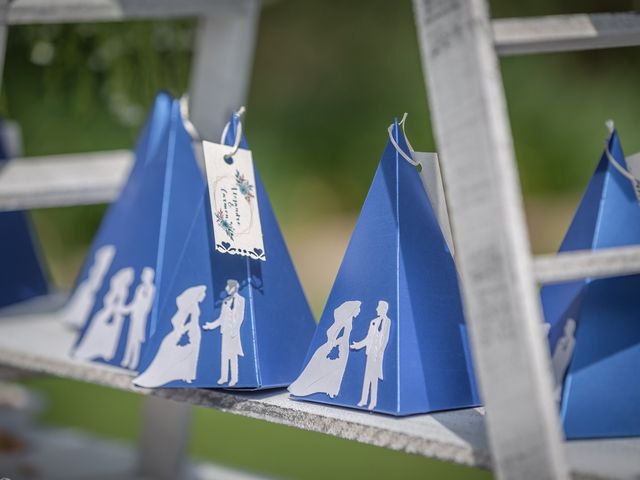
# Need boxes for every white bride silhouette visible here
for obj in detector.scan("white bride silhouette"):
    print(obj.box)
[289,300,362,398]
[62,244,116,329]
[134,285,207,387]
[74,267,134,362]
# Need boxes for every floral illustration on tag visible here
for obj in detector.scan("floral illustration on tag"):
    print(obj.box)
[215,209,235,240]
[235,170,255,202]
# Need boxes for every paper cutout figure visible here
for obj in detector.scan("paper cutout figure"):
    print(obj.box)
[74,267,134,362]
[203,279,246,386]
[134,285,207,387]
[0,119,49,309]
[551,318,576,401]
[62,245,116,328]
[134,108,315,389]
[71,92,200,372]
[290,119,479,415]
[350,300,391,410]
[541,126,640,438]
[121,267,156,369]
[289,301,362,397]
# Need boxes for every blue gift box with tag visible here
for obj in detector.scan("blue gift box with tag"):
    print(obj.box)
[541,125,640,438]
[133,107,316,389]
[0,119,49,309]
[288,119,479,415]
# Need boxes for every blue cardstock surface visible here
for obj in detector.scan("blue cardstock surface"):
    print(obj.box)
[289,120,479,416]
[541,128,640,438]
[72,92,196,371]
[133,108,316,389]
[0,119,49,308]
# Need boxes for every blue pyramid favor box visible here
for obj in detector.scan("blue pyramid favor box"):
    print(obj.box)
[133,110,316,389]
[541,126,640,439]
[289,120,479,415]
[71,92,199,372]
[0,119,49,309]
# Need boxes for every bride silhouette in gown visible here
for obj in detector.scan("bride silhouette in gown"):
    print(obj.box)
[63,244,116,329]
[289,300,361,398]
[134,285,207,387]
[74,267,134,362]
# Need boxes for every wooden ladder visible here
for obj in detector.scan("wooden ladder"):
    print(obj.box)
[413,1,640,479]
[1,1,640,479]
[0,1,261,479]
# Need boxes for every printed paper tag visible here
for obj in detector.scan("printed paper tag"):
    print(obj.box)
[203,141,266,261]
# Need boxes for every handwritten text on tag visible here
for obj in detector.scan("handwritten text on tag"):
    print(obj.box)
[203,141,265,261]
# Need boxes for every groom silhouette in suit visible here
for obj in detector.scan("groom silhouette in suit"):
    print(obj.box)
[203,279,245,386]
[350,300,391,410]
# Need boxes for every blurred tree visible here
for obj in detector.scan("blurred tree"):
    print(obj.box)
[2,0,640,251]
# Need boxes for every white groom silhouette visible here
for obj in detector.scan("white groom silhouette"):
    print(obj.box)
[350,300,391,410]
[203,279,245,386]
[121,267,156,370]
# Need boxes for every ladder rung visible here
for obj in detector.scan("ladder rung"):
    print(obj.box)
[493,12,640,56]
[534,245,640,284]
[0,150,131,211]
[6,0,246,25]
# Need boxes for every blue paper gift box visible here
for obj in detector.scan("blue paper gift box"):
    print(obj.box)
[70,92,200,371]
[0,119,49,309]
[132,107,316,389]
[541,125,640,438]
[289,119,479,415]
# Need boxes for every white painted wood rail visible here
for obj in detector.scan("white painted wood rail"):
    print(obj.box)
[493,12,640,56]
[534,246,640,284]
[0,150,132,211]
[413,1,568,478]
[5,0,247,24]
[413,1,640,479]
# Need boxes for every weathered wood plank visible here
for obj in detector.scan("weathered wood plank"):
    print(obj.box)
[534,245,640,284]
[187,0,260,141]
[0,300,639,478]
[0,306,492,471]
[6,0,247,25]
[412,1,568,479]
[0,150,132,211]
[0,0,8,93]
[493,12,640,56]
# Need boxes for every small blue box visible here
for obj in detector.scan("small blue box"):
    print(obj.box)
[541,127,640,438]
[289,120,479,415]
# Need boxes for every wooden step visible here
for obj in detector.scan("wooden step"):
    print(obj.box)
[493,12,640,56]
[0,150,132,211]
[0,294,638,479]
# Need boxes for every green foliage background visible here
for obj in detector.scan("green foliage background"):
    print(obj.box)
[4,0,640,478]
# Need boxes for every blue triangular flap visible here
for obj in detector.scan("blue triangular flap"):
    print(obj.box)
[288,120,479,416]
[71,93,200,372]
[134,111,315,389]
[0,119,49,308]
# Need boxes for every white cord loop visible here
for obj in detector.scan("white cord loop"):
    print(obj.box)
[179,94,201,142]
[604,120,640,202]
[388,113,419,167]
[220,106,246,160]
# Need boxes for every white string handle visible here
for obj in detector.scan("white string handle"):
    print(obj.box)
[179,94,200,141]
[220,106,246,160]
[388,112,419,167]
[604,120,640,202]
